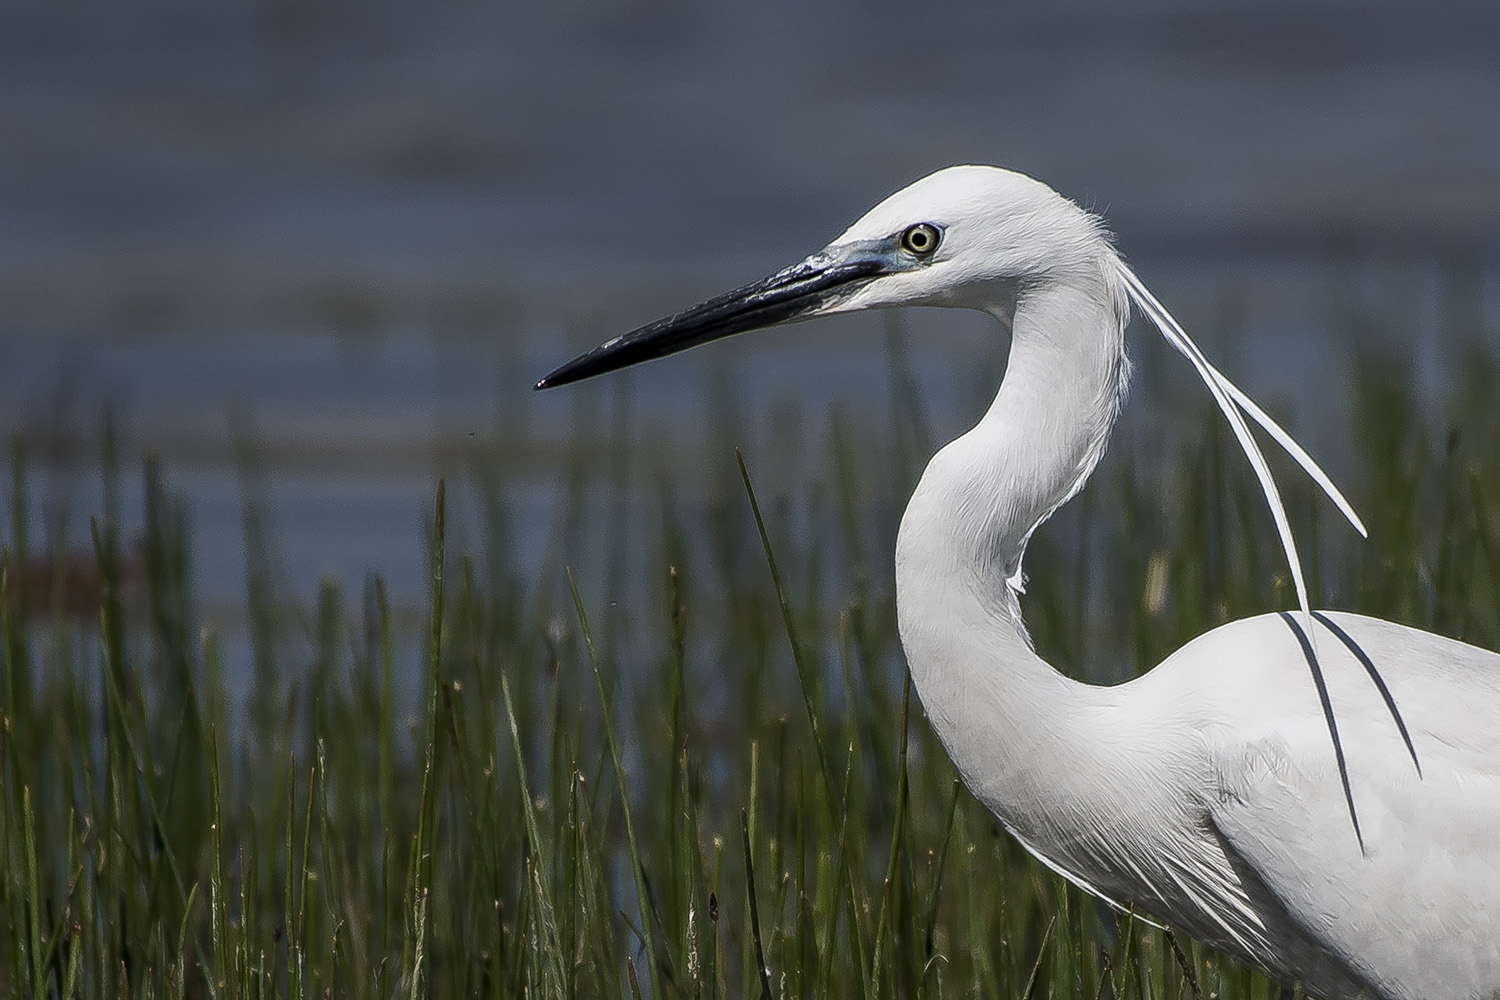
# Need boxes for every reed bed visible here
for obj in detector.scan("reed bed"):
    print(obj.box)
[2,310,1498,999]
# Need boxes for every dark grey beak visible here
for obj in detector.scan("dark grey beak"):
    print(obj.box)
[534,246,892,390]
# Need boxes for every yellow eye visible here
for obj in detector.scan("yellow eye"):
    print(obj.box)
[900,222,941,257]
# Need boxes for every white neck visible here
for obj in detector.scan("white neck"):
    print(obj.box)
[895,271,1129,841]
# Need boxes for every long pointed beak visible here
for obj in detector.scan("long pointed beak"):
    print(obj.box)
[534,244,892,390]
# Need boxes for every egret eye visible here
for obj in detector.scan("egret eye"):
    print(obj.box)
[900,223,941,258]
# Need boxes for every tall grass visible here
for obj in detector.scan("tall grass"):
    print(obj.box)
[2,310,1498,998]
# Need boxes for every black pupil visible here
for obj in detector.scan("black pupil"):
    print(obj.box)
[908,226,932,251]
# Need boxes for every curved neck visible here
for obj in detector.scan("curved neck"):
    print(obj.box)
[895,272,1128,825]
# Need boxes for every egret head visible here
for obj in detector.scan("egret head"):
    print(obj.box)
[535,165,1116,389]
[823,165,1116,316]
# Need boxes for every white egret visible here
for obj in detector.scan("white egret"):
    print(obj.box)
[536,166,1500,1000]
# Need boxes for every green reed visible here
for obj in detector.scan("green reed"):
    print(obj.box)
[2,303,1498,999]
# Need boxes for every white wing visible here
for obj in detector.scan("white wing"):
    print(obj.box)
[1197,613,1500,1000]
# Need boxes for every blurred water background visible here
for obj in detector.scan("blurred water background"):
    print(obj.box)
[3,0,1499,664]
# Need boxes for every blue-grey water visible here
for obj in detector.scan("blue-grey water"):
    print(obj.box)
[2,0,1498,651]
